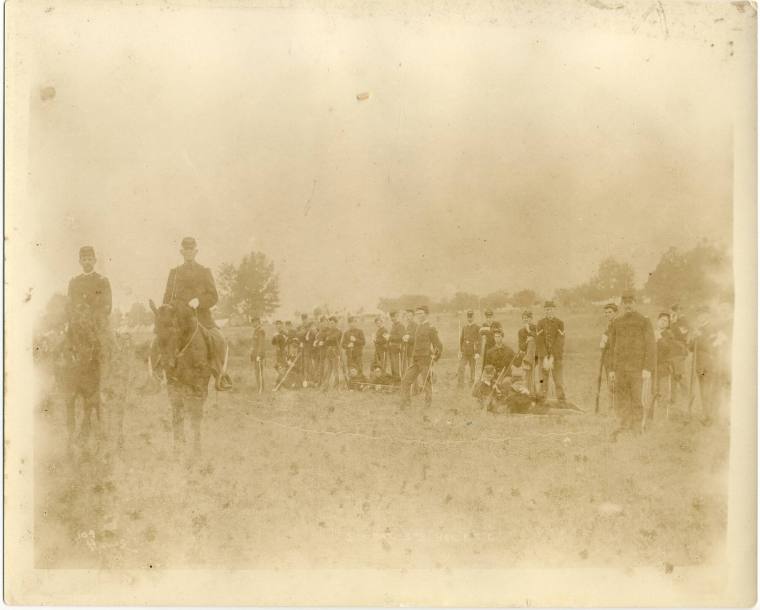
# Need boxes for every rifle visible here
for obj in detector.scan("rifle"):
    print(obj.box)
[594,348,606,414]
[258,358,264,393]
[472,333,488,391]
[273,352,300,392]
[485,365,509,410]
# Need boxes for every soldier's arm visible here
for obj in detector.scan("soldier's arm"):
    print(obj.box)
[607,320,617,373]
[162,270,175,305]
[200,268,219,309]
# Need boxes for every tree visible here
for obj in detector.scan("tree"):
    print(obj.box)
[377,294,433,313]
[481,290,511,311]
[510,289,541,308]
[585,258,635,302]
[644,240,732,306]
[217,251,280,319]
[444,291,481,313]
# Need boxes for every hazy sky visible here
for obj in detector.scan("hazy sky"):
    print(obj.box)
[22,1,743,316]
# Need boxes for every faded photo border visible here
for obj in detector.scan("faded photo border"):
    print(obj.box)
[4,0,757,605]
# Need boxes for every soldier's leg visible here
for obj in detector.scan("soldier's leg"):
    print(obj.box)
[389,350,400,381]
[615,370,632,432]
[457,356,466,388]
[400,362,420,407]
[553,358,567,400]
[421,359,433,406]
[629,370,644,432]
[168,384,186,445]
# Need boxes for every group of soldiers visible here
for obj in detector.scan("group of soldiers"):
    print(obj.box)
[56,236,728,440]
[250,306,443,407]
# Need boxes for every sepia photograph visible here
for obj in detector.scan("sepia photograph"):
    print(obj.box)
[4,0,757,605]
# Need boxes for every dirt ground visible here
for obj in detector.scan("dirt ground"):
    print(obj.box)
[34,308,730,570]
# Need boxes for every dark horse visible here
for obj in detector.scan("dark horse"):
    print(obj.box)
[149,299,212,453]
[57,306,105,442]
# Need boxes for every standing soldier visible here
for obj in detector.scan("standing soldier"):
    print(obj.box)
[303,318,319,385]
[479,309,502,352]
[313,316,329,384]
[388,311,405,381]
[598,302,618,408]
[654,311,683,413]
[517,310,537,392]
[607,293,656,439]
[669,303,690,405]
[457,310,480,388]
[271,320,288,378]
[400,306,443,409]
[485,328,516,378]
[372,316,390,372]
[162,237,232,390]
[342,316,366,374]
[689,305,721,426]
[536,300,567,401]
[65,245,112,440]
[250,316,266,392]
[320,316,344,389]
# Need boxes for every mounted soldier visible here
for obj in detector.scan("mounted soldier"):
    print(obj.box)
[162,237,232,391]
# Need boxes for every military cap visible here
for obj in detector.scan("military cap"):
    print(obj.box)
[415,305,429,314]
[181,236,197,249]
[484,309,494,316]
[79,245,95,258]
[285,320,293,326]
[466,310,474,317]
[604,302,618,312]
[621,292,635,303]
[389,310,398,317]
[328,315,338,323]
[301,313,308,320]
[544,300,556,308]
[657,312,670,321]
[522,310,533,319]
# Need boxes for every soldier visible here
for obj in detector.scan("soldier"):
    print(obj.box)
[388,311,405,381]
[372,316,389,372]
[517,310,537,392]
[485,328,516,378]
[271,320,288,374]
[284,320,296,341]
[250,316,266,392]
[472,364,503,407]
[64,246,112,439]
[689,305,722,426]
[400,305,443,409]
[302,318,319,385]
[478,308,502,355]
[607,293,655,439]
[320,316,344,389]
[654,311,684,410]
[312,316,329,383]
[536,300,567,401]
[347,367,369,391]
[669,303,690,404]
[162,237,232,390]
[457,310,480,388]
[342,316,366,374]
[402,309,417,372]
[369,364,395,388]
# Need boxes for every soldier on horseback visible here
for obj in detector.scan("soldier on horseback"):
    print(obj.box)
[64,245,112,440]
[162,237,232,391]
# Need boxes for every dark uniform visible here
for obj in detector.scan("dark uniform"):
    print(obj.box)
[388,317,405,380]
[669,311,690,403]
[68,271,113,331]
[303,323,319,384]
[250,325,266,391]
[457,318,480,387]
[655,325,685,406]
[162,258,229,388]
[536,316,566,400]
[320,326,344,388]
[485,343,516,376]
[271,327,288,371]
[342,326,366,373]
[400,317,443,407]
[608,309,656,434]
[373,324,389,372]
[479,319,503,352]
[517,318,538,392]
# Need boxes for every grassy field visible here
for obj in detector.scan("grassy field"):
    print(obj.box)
[34,307,729,570]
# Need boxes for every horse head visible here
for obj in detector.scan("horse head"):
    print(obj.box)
[149,299,196,370]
